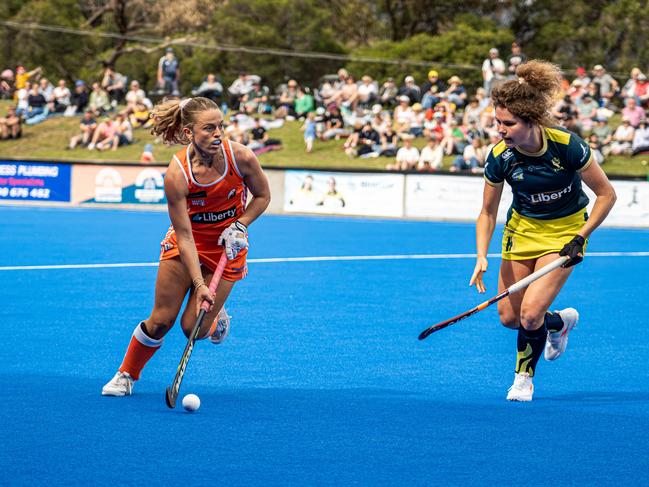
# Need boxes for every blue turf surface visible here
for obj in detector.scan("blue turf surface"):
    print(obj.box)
[1,206,648,486]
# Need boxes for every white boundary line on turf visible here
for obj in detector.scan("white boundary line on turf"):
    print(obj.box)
[0,251,648,271]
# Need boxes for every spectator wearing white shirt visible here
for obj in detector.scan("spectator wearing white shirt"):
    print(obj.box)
[632,119,649,156]
[356,75,378,109]
[608,117,635,155]
[482,48,506,96]
[52,79,71,113]
[388,134,419,171]
[418,138,443,171]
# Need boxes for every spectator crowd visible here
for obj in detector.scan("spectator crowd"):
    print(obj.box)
[1,42,649,169]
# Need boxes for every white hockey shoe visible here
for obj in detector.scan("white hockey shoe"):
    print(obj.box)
[544,308,579,361]
[506,372,534,402]
[209,307,231,345]
[101,371,134,396]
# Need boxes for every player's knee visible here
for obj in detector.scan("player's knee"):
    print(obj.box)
[519,308,544,330]
[145,318,174,339]
[498,310,519,329]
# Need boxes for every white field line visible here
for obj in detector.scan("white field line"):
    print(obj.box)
[0,251,648,271]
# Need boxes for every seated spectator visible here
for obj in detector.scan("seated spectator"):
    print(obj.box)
[68,110,97,149]
[591,64,619,108]
[622,97,645,127]
[418,137,443,171]
[354,120,381,157]
[588,134,605,165]
[378,125,399,157]
[441,119,467,155]
[507,42,527,79]
[575,93,598,132]
[393,95,414,135]
[445,76,467,108]
[25,83,50,125]
[343,120,363,156]
[608,117,635,155]
[398,75,421,103]
[227,72,253,109]
[574,66,591,88]
[356,75,378,109]
[636,73,649,108]
[379,77,398,107]
[88,82,111,116]
[66,80,88,116]
[450,137,486,173]
[52,79,71,113]
[276,79,298,119]
[423,111,445,141]
[88,117,117,151]
[241,79,271,115]
[559,113,582,138]
[0,106,22,140]
[462,97,484,127]
[103,113,133,151]
[568,79,586,103]
[247,117,281,152]
[0,69,14,99]
[129,102,151,128]
[591,117,613,151]
[409,103,425,137]
[421,70,445,109]
[224,115,247,144]
[388,134,419,170]
[101,66,128,104]
[331,75,358,113]
[621,67,642,100]
[38,78,54,111]
[322,104,346,140]
[295,87,315,118]
[632,119,649,156]
[123,80,149,114]
[194,73,223,102]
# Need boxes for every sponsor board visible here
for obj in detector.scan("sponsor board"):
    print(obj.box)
[583,179,649,227]
[284,171,404,217]
[405,174,514,221]
[0,161,71,202]
[72,165,167,205]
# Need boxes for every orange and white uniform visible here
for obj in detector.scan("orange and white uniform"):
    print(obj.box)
[160,138,248,281]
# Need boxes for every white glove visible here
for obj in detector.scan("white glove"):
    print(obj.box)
[218,221,248,260]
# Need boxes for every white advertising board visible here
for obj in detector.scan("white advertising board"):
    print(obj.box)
[284,170,404,217]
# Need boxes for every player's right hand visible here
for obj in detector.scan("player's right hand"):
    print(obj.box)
[195,283,215,315]
[469,256,488,293]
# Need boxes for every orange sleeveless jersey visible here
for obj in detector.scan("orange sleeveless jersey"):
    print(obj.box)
[160,138,248,281]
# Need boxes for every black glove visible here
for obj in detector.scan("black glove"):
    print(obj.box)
[559,235,586,268]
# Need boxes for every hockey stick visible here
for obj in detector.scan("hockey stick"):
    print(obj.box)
[165,253,228,408]
[418,255,570,340]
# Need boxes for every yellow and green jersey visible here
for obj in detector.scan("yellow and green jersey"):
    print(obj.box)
[484,126,592,220]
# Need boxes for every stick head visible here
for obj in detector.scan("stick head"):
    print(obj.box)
[165,387,177,408]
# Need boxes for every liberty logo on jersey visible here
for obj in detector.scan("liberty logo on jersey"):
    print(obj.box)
[191,206,237,223]
[530,183,572,204]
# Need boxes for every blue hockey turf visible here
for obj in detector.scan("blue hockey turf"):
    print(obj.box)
[1,206,648,486]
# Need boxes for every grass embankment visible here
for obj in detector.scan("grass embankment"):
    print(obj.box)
[1,100,647,177]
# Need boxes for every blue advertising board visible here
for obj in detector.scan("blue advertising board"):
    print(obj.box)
[0,161,71,202]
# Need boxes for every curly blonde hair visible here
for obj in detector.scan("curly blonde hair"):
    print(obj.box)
[491,60,563,127]
[150,96,220,144]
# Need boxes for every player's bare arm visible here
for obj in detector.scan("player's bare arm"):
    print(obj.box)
[470,181,503,293]
[577,159,616,239]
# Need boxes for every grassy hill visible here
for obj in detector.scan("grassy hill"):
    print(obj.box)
[1,101,648,178]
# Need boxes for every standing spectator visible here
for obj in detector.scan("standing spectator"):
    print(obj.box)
[0,106,21,139]
[88,82,111,116]
[482,48,506,95]
[632,119,649,155]
[591,65,619,107]
[391,134,419,170]
[301,112,317,153]
[157,47,180,96]
[622,97,645,127]
[421,70,445,109]
[68,110,97,149]
[194,73,223,102]
[67,80,89,116]
[101,66,128,104]
[398,75,421,103]
[52,79,71,113]
[379,77,398,107]
[507,42,527,78]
